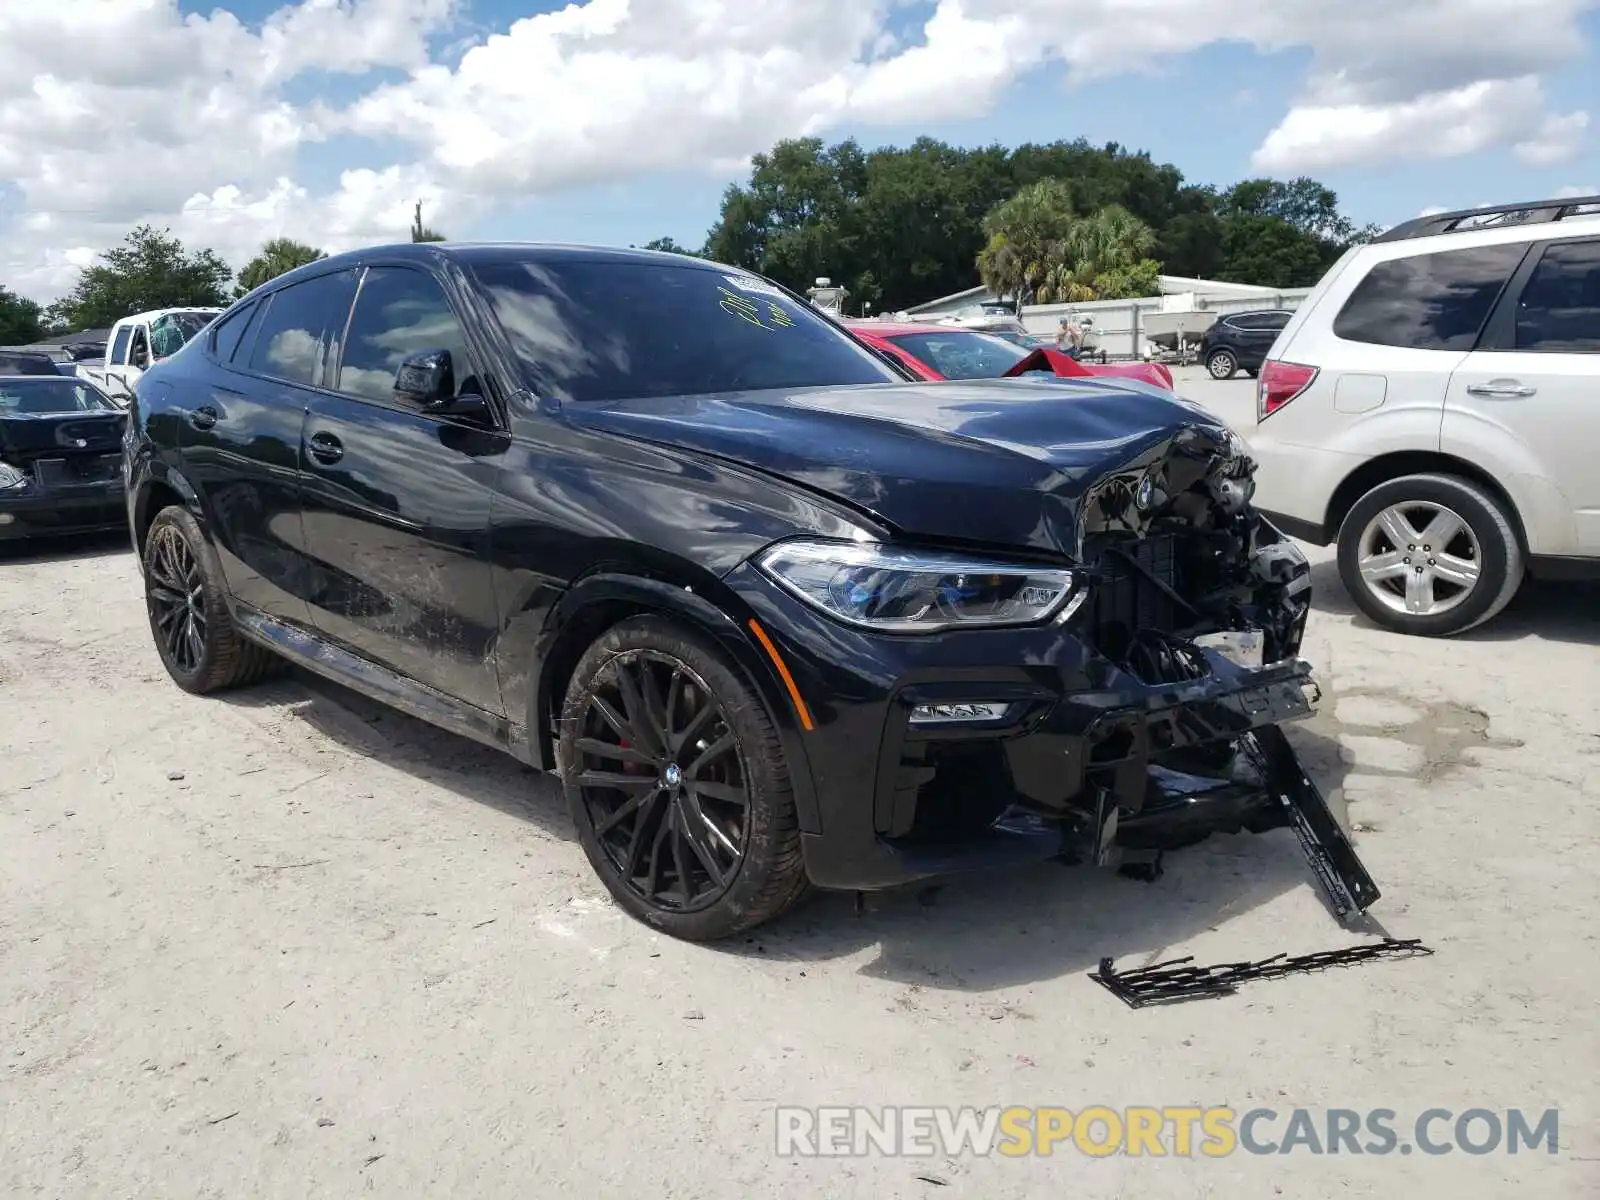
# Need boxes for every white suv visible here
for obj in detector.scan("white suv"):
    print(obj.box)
[1247,194,1600,636]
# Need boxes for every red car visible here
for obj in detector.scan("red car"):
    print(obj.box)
[843,321,1174,390]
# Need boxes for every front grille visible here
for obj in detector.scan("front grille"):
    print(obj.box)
[32,453,121,488]
[1082,534,1181,657]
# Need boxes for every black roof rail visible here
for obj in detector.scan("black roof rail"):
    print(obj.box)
[1374,194,1600,243]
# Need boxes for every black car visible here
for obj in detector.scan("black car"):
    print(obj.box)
[0,350,67,376]
[0,376,127,541]
[123,244,1356,942]
[1200,309,1294,380]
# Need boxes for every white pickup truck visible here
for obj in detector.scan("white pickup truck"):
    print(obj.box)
[77,307,223,400]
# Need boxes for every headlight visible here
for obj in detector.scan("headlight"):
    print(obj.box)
[756,539,1076,633]
[0,463,28,490]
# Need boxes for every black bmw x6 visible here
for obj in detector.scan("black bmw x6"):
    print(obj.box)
[125,243,1334,941]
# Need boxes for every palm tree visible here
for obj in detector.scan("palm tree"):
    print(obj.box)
[235,238,327,296]
[976,179,1077,306]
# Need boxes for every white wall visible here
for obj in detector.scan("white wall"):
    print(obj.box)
[1018,287,1313,359]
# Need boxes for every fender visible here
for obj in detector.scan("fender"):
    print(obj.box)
[129,456,204,559]
[527,571,824,834]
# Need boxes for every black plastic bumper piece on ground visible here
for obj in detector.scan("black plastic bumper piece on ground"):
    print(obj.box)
[1090,939,1434,1009]
[1251,723,1381,922]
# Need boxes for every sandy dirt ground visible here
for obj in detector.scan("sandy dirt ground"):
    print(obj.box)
[2,369,1596,1198]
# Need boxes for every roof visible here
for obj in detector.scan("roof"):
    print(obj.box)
[900,284,993,314]
[1375,193,1600,243]
[246,241,737,299]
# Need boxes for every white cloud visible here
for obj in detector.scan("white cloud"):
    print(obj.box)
[1514,110,1590,164]
[1,0,1596,304]
[1554,183,1599,197]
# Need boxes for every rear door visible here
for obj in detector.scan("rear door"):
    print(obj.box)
[1229,312,1289,367]
[1444,236,1600,554]
[299,263,509,713]
[181,271,359,628]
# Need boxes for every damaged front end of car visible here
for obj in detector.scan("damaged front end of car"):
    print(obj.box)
[876,423,1380,922]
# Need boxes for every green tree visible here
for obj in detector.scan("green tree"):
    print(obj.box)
[638,236,696,255]
[976,178,1079,304]
[1037,204,1158,301]
[236,237,327,296]
[1216,215,1331,289]
[410,200,446,243]
[0,286,44,345]
[48,225,232,331]
[703,134,1373,310]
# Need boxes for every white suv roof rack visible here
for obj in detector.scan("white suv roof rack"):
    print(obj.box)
[1374,194,1600,243]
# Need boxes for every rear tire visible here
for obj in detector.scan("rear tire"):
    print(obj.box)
[142,506,283,693]
[1335,473,1523,637]
[559,615,808,941]
[1206,349,1237,379]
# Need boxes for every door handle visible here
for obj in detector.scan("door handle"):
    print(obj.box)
[307,431,344,464]
[189,404,218,430]
[1465,379,1536,399]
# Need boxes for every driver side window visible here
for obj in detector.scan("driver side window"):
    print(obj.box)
[128,325,151,366]
[336,266,475,405]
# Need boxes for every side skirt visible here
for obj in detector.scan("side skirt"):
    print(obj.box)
[231,604,536,766]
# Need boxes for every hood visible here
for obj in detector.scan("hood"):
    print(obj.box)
[1002,346,1094,379]
[568,379,1251,558]
[0,410,126,462]
[1002,348,1174,391]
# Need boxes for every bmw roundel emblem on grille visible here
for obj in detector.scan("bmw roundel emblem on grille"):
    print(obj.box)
[73,438,87,448]
[1135,473,1155,510]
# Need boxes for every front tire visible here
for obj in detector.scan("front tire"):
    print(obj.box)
[1336,474,1523,637]
[142,506,282,693]
[559,615,808,941]
[1206,349,1237,379]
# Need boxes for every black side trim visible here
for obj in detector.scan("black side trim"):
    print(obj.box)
[232,604,529,762]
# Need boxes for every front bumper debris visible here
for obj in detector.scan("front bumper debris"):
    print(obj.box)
[1089,938,1435,1009]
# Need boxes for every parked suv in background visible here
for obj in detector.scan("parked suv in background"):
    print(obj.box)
[124,243,1329,941]
[1249,194,1600,637]
[1200,309,1293,380]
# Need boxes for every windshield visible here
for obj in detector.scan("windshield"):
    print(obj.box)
[0,379,116,414]
[472,259,899,402]
[149,311,216,358]
[885,330,1030,380]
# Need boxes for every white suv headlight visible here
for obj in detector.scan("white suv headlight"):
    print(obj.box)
[756,539,1076,633]
[0,463,29,490]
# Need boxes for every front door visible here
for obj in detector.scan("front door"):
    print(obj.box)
[1443,236,1600,554]
[298,264,510,713]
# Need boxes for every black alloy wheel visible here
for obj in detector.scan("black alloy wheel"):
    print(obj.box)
[560,616,808,940]
[142,506,283,693]
[575,650,748,910]
[147,521,208,675]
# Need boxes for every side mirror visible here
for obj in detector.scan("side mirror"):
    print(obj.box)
[394,348,455,406]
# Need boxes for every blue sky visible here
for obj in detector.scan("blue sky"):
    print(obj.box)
[4,1,1597,298]
[332,0,1596,248]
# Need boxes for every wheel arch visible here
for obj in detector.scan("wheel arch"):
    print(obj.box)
[1326,451,1529,555]
[132,466,202,558]
[527,567,823,834]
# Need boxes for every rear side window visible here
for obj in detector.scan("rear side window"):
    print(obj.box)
[109,325,132,365]
[247,270,358,387]
[211,301,258,363]
[472,259,896,402]
[1333,244,1528,351]
[1513,240,1600,353]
